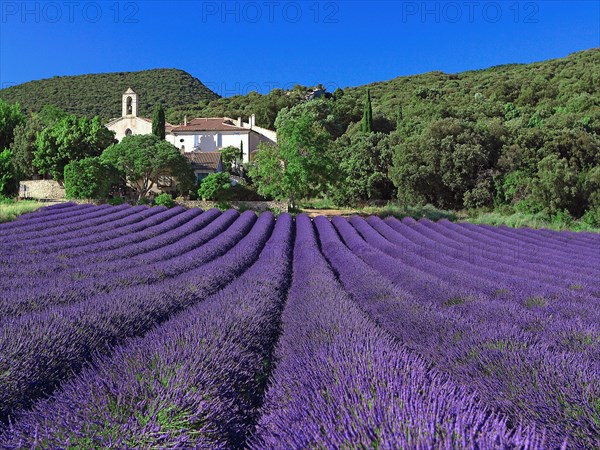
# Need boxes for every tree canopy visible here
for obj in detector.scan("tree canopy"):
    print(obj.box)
[0,99,25,151]
[0,149,18,198]
[152,104,166,140]
[64,157,117,200]
[33,115,115,180]
[249,104,333,208]
[101,134,194,200]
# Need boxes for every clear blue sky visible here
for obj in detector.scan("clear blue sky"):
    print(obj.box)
[1,1,598,96]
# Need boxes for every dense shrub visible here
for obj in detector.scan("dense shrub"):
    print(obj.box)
[153,193,175,208]
[0,149,18,199]
[64,157,117,200]
[107,197,124,206]
[198,172,232,201]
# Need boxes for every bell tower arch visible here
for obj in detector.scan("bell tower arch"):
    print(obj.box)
[122,88,139,117]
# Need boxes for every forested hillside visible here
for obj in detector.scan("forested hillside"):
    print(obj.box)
[1,48,598,226]
[166,48,599,131]
[0,69,219,120]
[178,47,599,225]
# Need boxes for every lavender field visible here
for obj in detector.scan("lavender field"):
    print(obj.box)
[0,203,598,449]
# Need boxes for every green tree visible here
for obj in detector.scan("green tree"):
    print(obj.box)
[332,87,344,100]
[390,118,502,209]
[327,130,394,205]
[249,106,332,209]
[0,149,18,198]
[197,172,232,201]
[0,99,25,150]
[101,134,194,200]
[219,145,242,169]
[152,104,166,140]
[64,157,117,199]
[10,107,68,179]
[34,115,115,180]
[530,154,580,215]
[10,116,40,179]
[361,89,373,133]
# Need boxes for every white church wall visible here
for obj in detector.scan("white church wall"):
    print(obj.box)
[107,117,152,142]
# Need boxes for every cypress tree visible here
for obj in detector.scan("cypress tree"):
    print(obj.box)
[396,105,403,130]
[152,104,166,140]
[361,89,373,133]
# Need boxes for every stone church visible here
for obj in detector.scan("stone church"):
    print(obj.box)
[106,88,277,165]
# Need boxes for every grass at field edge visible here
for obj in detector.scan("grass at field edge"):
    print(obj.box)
[0,200,50,223]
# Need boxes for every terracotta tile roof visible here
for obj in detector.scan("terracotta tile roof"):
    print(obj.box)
[171,118,248,133]
[184,151,222,172]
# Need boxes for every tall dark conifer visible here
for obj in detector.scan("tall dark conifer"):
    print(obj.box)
[396,105,403,130]
[152,104,166,140]
[361,89,373,133]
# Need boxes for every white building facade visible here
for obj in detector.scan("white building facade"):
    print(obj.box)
[106,88,277,164]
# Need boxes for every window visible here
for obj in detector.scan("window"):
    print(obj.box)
[126,97,133,115]
[125,128,132,136]
[157,176,173,188]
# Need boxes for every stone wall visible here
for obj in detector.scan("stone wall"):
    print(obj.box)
[177,200,288,213]
[19,180,66,200]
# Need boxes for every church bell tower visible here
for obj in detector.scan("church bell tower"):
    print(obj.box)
[122,88,139,117]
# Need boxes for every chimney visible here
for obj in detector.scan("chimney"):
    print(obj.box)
[184,115,187,126]
[238,116,243,127]
[250,114,256,128]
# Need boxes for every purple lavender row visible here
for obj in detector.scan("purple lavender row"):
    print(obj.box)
[0,205,166,268]
[251,214,543,449]
[442,219,600,269]
[0,203,85,230]
[415,217,600,290]
[0,205,146,251]
[419,218,600,281]
[0,209,226,299]
[477,222,600,253]
[2,203,107,233]
[0,204,164,253]
[337,216,600,352]
[0,211,275,423]
[0,203,92,231]
[362,217,600,301]
[0,208,218,296]
[0,210,246,318]
[441,219,600,266]
[352,215,590,301]
[473,219,600,252]
[0,207,204,283]
[452,220,600,268]
[499,222,600,248]
[315,216,598,448]
[0,209,231,293]
[0,213,293,449]
[0,206,182,284]
[535,226,600,244]
[0,205,144,254]
[0,204,120,240]
[345,218,600,358]
[386,217,599,290]
[349,218,600,347]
